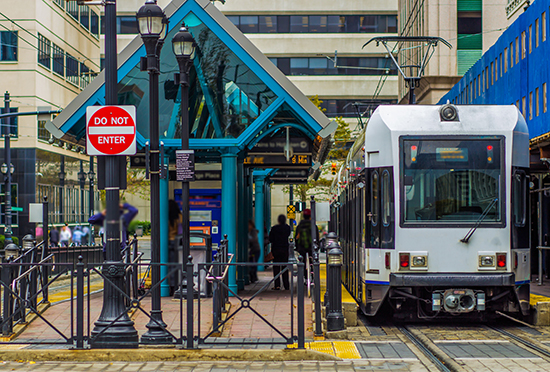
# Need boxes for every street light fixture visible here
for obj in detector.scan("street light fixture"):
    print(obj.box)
[172,24,195,301]
[137,0,172,345]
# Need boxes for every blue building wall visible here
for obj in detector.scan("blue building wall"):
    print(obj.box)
[439,0,550,140]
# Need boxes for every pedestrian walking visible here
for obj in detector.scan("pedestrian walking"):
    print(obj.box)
[50,226,59,247]
[89,203,138,259]
[72,226,84,245]
[295,209,319,276]
[269,214,291,290]
[248,220,260,284]
[60,223,72,247]
[168,200,183,295]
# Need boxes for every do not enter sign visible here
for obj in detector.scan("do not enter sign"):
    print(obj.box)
[86,105,137,156]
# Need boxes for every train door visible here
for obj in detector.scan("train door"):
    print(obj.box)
[380,168,395,249]
[366,169,380,249]
[355,177,363,301]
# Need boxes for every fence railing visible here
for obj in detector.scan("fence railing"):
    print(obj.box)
[0,237,306,349]
[36,184,100,225]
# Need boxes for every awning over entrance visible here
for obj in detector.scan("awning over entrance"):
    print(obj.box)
[47,0,335,158]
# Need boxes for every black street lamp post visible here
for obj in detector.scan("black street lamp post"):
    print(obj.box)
[172,24,195,299]
[90,0,139,348]
[88,160,95,245]
[78,161,86,224]
[137,0,172,344]
[58,156,65,223]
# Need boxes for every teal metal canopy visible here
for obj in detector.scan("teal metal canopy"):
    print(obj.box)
[47,0,335,155]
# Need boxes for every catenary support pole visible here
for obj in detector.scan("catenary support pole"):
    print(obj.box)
[221,151,238,295]
[3,92,12,244]
[91,0,138,348]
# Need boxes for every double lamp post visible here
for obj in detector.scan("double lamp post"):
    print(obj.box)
[135,0,196,344]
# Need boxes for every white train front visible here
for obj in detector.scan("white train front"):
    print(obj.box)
[331,104,530,320]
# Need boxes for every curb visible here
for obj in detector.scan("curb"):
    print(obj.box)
[0,348,341,362]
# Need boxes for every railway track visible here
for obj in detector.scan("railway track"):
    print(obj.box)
[359,313,550,371]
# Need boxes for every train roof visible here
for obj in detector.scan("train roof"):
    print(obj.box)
[370,104,528,135]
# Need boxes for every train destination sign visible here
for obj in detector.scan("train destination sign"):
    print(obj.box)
[176,150,195,182]
[243,154,311,168]
[86,105,136,156]
[248,137,311,154]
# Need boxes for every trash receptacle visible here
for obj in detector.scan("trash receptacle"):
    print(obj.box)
[177,232,212,297]
[135,225,144,237]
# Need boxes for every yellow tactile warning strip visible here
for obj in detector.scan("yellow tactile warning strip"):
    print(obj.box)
[531,293,550,306]
[319,264,355,304]
[289,341,361,359]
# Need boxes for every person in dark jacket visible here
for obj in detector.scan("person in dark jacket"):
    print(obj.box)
[89,203,138,259]
[50,226,59,247]
[269,214,291,290]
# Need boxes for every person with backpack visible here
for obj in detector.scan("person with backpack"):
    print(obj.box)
[294,209,319,263]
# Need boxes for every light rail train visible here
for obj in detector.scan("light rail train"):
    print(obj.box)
[329,104,530,320]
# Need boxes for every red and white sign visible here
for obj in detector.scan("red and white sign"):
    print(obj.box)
[86,105,137,156]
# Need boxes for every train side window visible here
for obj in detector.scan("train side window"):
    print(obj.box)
[371,171,379,226]
[513,171,526,227]
[382,170,391,226]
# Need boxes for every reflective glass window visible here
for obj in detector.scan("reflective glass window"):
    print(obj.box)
[290,16,308,32]
[240,16,259,33]
[38,34,51,68]
[227,16,239,27]
[382,170,391,226]
[259,16,277,33]
[79,5,89,30]
[371,171,379,226]
[277,16,290,33]
[52,44,64,76]
[512,171,526,227]
[0,31,17,61]
[290,58,308,75]
[118,16,138,34]
[90,11,99,36]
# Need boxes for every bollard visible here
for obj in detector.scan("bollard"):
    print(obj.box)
[312,239,323,337]
[297,257,305,349]
[326,241,345,331]
[186,255,194,349]
[323,232,338,306]
[76,256,84,349]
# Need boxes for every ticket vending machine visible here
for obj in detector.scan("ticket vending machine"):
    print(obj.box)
[174,188,222,249]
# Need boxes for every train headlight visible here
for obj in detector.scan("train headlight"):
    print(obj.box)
[479,255,495,267]
[412,256,427,267]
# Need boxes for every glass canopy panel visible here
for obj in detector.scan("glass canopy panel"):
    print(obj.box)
[115,12,278,143]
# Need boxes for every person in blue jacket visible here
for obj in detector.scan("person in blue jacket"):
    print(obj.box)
[88,203,138,258]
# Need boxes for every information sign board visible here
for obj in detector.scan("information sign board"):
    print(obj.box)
[176,150,195,181]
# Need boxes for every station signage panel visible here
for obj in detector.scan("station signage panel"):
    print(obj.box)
[86,105,136,156]
[248,137,311,154]
[243,154,311,168]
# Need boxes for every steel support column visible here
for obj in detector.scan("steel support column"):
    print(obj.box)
[237,159,246,290]
[221,151,238,295]
[254,175,265,271]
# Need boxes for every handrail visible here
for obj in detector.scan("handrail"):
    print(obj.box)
[12,240,44,263]
[125,252,144,273]
[11,254,54,290]
[205,253,235,282]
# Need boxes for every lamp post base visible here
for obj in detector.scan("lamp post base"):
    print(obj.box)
[91,321,139,349]
[326,311,345,332]
[141,310,173,344]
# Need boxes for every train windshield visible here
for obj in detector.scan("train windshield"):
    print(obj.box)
[402,137,503,225]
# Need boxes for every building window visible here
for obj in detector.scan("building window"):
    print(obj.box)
[522,96,526,118]
[516,100,519,109]
[66,53,79,85]
[317,98,395,117]
[516,37,519,64]
[536,18,540,47]
[118,16,138,34]
[0,31,17,61]
[259,16,277,33]
[52,43,64,76]
[37,120,50,141]
[485,66,489,89]
[38,34,51,69]
[529,91,533,120]
[478,74,481,96]
[90,11,99,36]
[536,87,540,117]
[0,107,17,137]
[270,56,396,76]
[544,12,547,42]
[544,83,547,113]
[500,53,503,77]
[53,0,64,8]
[79,5,89,30]
[504,48,508,73]
[228,14,396,34]
[66,1,78,20]
[521,31,526,59]
[510,42,514,68]
[529,25,533,54]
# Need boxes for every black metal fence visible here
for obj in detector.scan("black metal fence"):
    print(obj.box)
[0,237,307,349]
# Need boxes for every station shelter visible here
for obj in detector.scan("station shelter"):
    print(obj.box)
[46,0,335,295]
